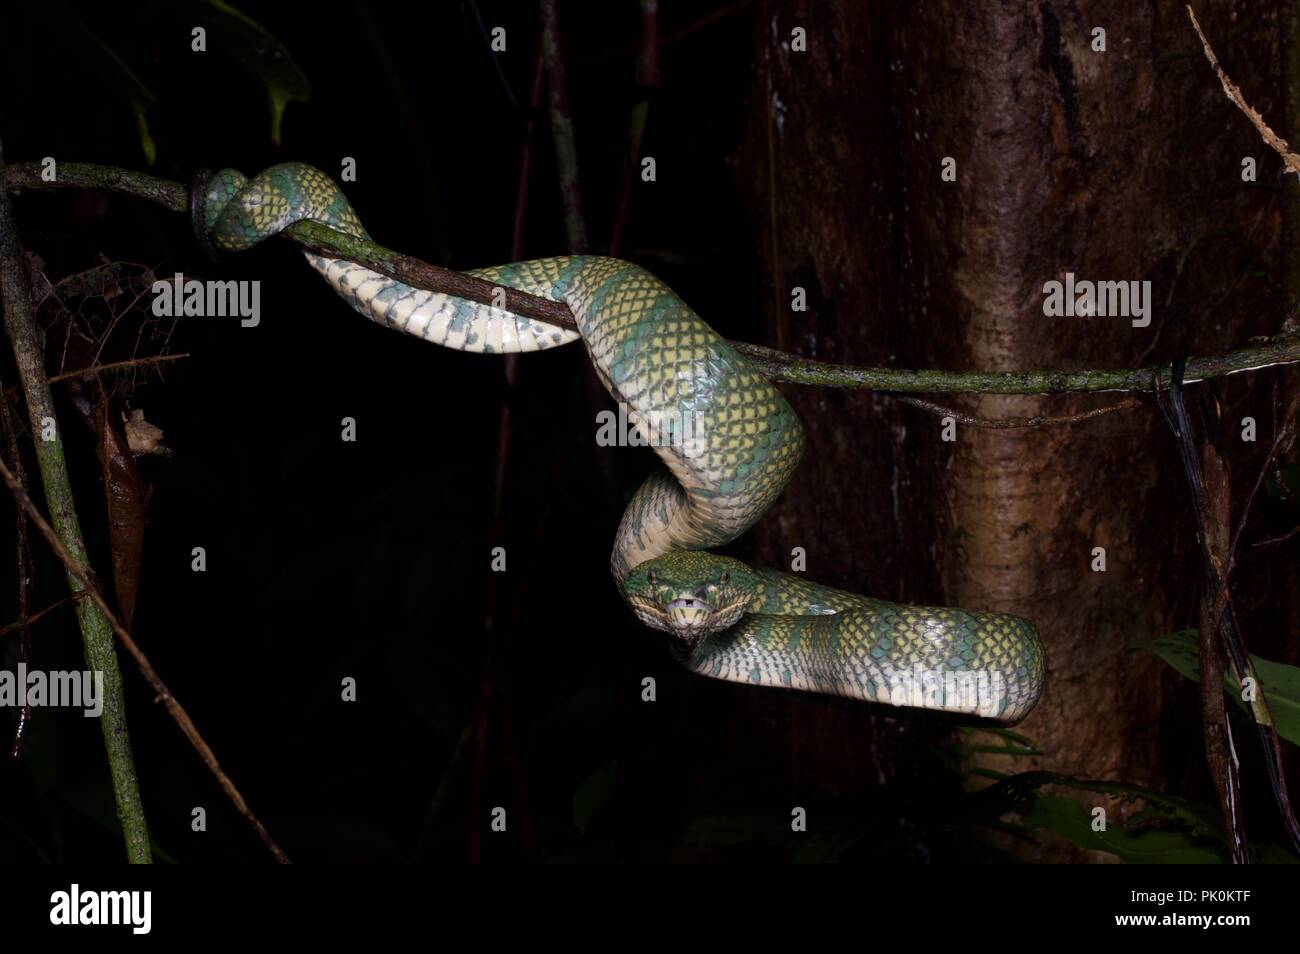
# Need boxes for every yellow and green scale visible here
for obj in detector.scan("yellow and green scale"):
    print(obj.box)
[202,161,1045,724]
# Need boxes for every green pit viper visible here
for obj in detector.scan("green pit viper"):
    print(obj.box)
[198,162,1045,724]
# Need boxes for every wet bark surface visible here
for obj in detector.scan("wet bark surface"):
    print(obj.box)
[728,0,1292,858]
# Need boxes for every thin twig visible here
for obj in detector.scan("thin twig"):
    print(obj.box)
[662,0,750,46]
[498,31,548,863]
[1,162,187,211]
[0,346,192,408]
[0,393,34,757]
[1156,362,1300,854]
[540,0,589,251]
[1156,366,1249,860]
[1253,525,1300,548]
[609,0,660,256]
[1181,18,1300,851]
[6,161,1300,395]
[730,336,1300,394]
[45,352,189,385]
[0,137,151,861]
[1187,5,1300,176]
[469,29,550,867]
[893,395,1142,428]
[0,592,87,637]
[1226,389,1300,575]
[0,454,290,863]
[588,0,750,61]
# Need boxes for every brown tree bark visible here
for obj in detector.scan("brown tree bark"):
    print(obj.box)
[732,0,1289,859]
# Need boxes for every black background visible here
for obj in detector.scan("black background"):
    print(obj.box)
[1,0,1296,866]
[0,0,810,863]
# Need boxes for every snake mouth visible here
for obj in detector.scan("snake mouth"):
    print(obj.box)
[666,597,710,612]
[664,596,714,635]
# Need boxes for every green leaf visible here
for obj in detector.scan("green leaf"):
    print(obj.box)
[188,0,311,145]
[1267,463,1299,498]
[993,770,1298,863]
[131,103,157,166]
[1140,629,1204,682]
[1138,630,1300,747]
[37,0,158,163]
[1036,773,1224,840]
[788,820,873,864]
[1021,795,1223,863]
[960,726,1042,757]
[930,726,1039,780]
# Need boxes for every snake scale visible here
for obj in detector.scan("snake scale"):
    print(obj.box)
[199,162,1045,724]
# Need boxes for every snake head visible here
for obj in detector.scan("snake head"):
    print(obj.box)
[623,552,757,650]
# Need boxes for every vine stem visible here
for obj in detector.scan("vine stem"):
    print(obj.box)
[0,154,286,863]
[0,145,150,862]
[0,452,291,863]
[4,160,1300,395]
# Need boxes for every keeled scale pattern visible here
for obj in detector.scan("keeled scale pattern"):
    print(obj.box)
[689,569,1045,722]
[201,162,1043,723]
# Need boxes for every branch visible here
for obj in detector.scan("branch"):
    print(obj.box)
[0,145,151,862]
[539,0,589,252]
[1,161,187,212]
[609,0,660,256]
[45,352,189,385]
[731,337,1300,393]
[0,452,291,863]
[1156,365,1300,854]
[895,395,1142,428]
[0,392,34,757]
[0,591,86,637]
[1187,5,1300,177]
[5,160,1300,394]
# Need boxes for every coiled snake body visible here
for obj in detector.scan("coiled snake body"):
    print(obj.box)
[201,162,1044,724]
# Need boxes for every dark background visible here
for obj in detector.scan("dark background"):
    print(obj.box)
[1,0,1298,863]
[0,0,799,864]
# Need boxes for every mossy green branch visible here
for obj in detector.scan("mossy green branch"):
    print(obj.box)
[2,161,187,212]
[730,337,1300,394]
[5,160,1300,394]
[0,154,151,862]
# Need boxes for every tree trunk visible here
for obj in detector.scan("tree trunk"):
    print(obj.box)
[735,0,1288,859]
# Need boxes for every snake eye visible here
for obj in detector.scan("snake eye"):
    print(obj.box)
[647,570,657,585]
[719,571,730,584]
